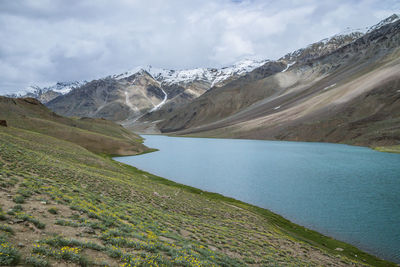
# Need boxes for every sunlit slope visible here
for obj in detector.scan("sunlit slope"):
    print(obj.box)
[0,96,148,155]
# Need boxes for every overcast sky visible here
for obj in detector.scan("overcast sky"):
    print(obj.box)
[0,0,399,94]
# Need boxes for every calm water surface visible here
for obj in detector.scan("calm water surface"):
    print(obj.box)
[115,135,400,262]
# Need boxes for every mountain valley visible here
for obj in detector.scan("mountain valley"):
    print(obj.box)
[1,5,400,266]
[11,15,400,151]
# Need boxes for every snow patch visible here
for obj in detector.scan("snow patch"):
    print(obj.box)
[113,59,269,89]
[150,87,168,112]
[281,62,296,73]
[113,66,144,80]
[323,83,337,91]
[149,59,268,86]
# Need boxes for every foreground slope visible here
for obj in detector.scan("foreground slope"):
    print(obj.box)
[157,17,400,149]
[0,96,148,155]
[0,121,395,266]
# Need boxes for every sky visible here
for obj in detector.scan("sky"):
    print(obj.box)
[0,0,399,94]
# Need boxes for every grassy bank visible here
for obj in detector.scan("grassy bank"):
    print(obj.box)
[0,125,395,266]
[374,145,400,154]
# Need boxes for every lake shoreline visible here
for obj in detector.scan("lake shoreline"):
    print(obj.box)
[114,135,398,266]
[156,132,400,154]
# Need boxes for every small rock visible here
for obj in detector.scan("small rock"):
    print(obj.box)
[13,219,24,224]
[153,191,160,197]
[209,246,217,251]
[40,201,47,205]
[17,243,25,248]
[335,247,344,251]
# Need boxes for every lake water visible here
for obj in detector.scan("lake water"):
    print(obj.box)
[115,135,400,262]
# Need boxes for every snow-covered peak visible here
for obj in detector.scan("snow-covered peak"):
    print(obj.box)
[282,29,364,63]
[44,81,88,94]
[112,66,145,80]
[282,14,400,64]
[323,14,400,40]
[114,59,268,87]
[367,14,399,33]
[11,81,87,98]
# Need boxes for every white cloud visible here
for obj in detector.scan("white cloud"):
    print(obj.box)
[0,0,399,94]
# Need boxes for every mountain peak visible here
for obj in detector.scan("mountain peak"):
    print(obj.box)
[111,59,268,87]
[367,14,400,33]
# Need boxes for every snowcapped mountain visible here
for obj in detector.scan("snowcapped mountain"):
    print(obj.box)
[16,14,400,131]
[10,81,87,104]
[367,13,399,33]
[281,31,364,64]
[113,59,269,88]
[281,14,399,66]
[16,81,87,96]
[43,59,268,127]
[153,14,400,145]
[41,81,88,94]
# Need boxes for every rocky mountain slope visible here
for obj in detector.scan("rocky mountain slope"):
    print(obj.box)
[153,15,400,149]
[131,27,370,133]
[12,60,266,126]
[46,71,166,123]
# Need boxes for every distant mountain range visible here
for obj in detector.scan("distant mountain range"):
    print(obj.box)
[8,81,87,104]
[9,14,400,148]
[11,59,268,104]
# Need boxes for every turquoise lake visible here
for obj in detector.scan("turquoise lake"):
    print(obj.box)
[114,135,400,262]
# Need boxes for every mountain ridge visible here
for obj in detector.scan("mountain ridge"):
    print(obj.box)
[12,15,399,105]
[154,17,400,150]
